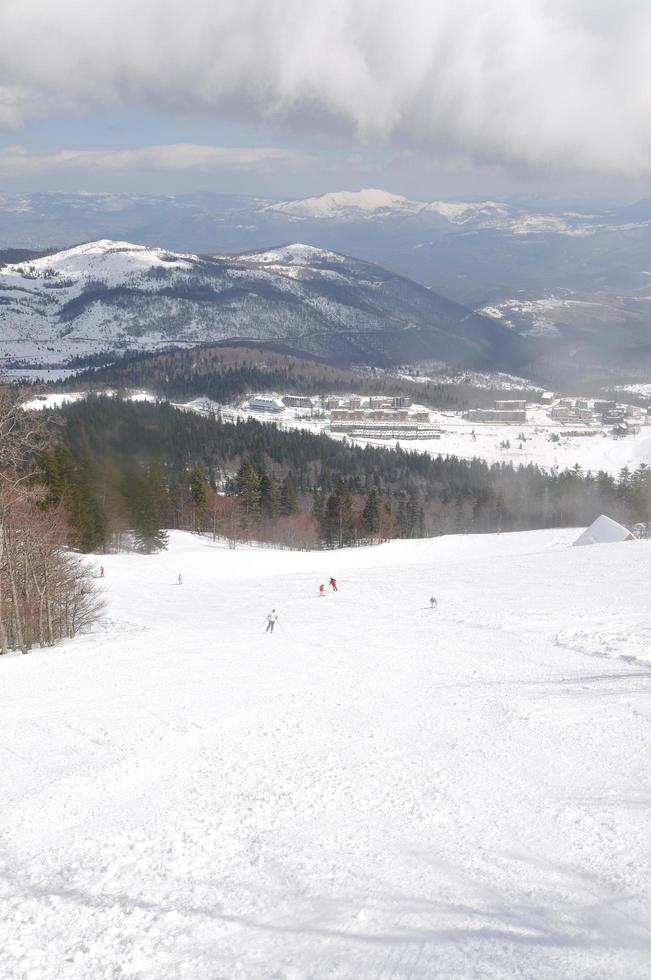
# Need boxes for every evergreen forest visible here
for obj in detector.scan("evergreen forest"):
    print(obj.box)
[33,394,651,553]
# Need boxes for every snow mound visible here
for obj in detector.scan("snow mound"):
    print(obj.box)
[573,515,636,546]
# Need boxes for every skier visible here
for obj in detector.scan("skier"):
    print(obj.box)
[429,595,437,609]
[99,565,104,578]
[319,584,325,596]
[265,609,278,633]
[178,573,183,585]
[329,577,337,592]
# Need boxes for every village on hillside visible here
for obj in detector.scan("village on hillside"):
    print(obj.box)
[237,389,651,470]
[243,390,649,437]
[24,384,651,481]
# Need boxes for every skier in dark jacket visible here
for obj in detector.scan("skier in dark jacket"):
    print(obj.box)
[329,577,337,592]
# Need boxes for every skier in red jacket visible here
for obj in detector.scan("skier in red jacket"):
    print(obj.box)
[329,577,337,592]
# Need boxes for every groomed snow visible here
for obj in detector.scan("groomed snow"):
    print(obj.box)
[2,529,650,979]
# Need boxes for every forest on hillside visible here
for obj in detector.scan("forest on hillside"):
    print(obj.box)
[59,344,536,410]
[33,395,651,554]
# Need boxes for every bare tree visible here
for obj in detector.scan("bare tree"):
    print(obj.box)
[0,383,105,653]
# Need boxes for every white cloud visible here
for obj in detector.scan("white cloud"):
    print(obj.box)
[0,1,650,176]
[0,144,307,176]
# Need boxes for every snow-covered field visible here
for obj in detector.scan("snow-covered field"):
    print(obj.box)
[278,409,651,477]
[355,414,651,476]
[21,390,159,411]
[2,529,650,979]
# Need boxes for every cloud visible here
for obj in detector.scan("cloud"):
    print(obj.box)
[0,0,650,176]
[0,144,307,176]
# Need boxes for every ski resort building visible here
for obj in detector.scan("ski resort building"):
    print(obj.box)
[247,395,285,413]
[464,398,529,424]
[281,395,316,409]
[494,399,527,411]
[550,405,594,423]
[330,407,439,440]
[465,408,527,424]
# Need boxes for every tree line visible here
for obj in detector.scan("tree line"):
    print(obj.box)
[55,343,535,411]
[30,394,651,554]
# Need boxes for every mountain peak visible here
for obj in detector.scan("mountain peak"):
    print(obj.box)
[4,239,196,282]
[238,243,346,265]
[0,238,523,373]
[264,188,423,220]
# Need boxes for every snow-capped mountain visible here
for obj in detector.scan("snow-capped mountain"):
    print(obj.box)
[263,188,596,235]
[263,188,425,220]
[0,239,526,371]
[4,192,651,382]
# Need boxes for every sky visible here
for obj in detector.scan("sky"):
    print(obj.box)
[1,0,650,201]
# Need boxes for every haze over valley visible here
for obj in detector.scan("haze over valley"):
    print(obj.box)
[3,188,651,385]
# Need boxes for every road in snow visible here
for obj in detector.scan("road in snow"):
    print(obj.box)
[2,529,650,979]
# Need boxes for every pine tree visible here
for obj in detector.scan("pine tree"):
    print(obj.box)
[259,468,279,519]
[325,477,354,547]
[279,473,299,517]
[189,464,208,531]
[36,446,108,552]
[362,487,381,537]
[236,459,261,516]
[312,489,325,528]
[323,491,341,547]
[122,468,169,553]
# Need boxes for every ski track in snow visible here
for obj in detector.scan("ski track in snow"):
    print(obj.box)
[1,529,650,979]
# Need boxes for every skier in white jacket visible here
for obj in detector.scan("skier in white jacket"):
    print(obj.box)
[265,609,278,633]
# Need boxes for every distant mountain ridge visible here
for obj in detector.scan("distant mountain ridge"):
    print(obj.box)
[3,190,651,382]
[265,188,533,228]
[0,239,528,372]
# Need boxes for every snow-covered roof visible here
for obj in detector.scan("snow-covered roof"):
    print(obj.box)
[573,515,636,546]
[248,395,285,410]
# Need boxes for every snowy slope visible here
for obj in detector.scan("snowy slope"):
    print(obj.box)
[0,239,525,371]
[2,529,650,979]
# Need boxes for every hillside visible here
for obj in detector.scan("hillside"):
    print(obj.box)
[2,529,650,978]
[62,343,536,411]
[0,239,527,372]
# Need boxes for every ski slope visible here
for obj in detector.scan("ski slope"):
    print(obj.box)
[2,529,651,979]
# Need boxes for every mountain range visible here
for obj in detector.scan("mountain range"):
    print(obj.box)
[2,188,651,383]
[0,239,526,373]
